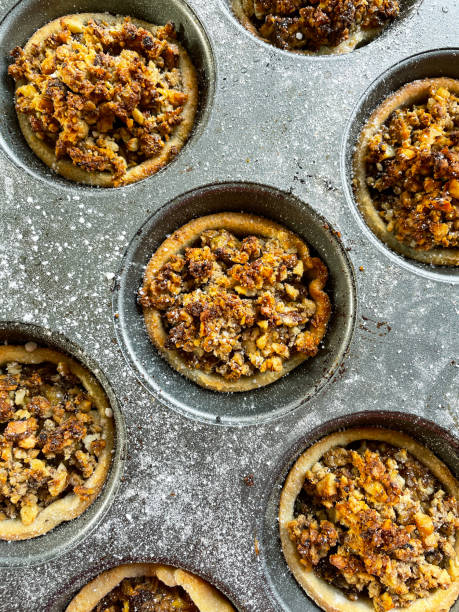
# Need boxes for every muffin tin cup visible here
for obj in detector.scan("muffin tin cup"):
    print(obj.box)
[113,181,357,426]
[0,0,215,193]
[341,47,459,284]
[220,0,423,58]
[45,554,247,612]
[259,410,459,611]
[0,320,126,568]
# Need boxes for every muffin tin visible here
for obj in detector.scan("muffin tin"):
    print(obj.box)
[0,0,458,609]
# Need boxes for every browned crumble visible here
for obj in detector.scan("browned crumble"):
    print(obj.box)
[139,229,329,381]
[95,576,198,612]
[288,441,459,611]
[363,86,459,251]
[238,0,399,51]
[8,17,189,184]
[0,361,106,525]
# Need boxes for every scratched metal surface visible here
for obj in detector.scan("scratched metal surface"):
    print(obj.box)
[0,0,458,610]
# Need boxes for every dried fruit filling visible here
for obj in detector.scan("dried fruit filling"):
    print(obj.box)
[364,86,459,251]
[138,229,328,381]
[287,441,459,610]
[240,0,399,51]
[0,361,106,525]
[95,576,198,612]
[8,17,189,183]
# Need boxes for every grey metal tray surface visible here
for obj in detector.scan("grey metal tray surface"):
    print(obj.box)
[0,0,458,609]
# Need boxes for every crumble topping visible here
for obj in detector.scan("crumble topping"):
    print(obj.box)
[238,0,399,51]
[95,576,198,612]
[288,441,459,611]
[0,360,108,525]
[139,228,329,381]
[363,86,459,251]
[8,17,190,184]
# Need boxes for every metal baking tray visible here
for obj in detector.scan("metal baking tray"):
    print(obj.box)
[0,0,457,609]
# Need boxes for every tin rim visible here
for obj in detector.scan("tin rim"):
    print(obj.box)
[45,555,248,612]
[218,0,423,60]
[0,0,216,193]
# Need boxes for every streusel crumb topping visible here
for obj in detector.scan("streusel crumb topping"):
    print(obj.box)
[139,228,328,381]
[363,86,459,251]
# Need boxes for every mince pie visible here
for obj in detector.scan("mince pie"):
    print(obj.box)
[65,563,235,611]
[232,0,399,54]
[8,13,198,187]
[0,345,114,539]
[353,78,459,266]
[138,212,331,392]
[279,428,459,611]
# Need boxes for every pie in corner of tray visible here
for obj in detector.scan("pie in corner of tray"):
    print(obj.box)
[137,212,332,392]
[231,0,400,54]
[8,12,198,187]
[353,77,459,267]
[0,343,114,540]
[65,562,236,612]
[279,427,459,612]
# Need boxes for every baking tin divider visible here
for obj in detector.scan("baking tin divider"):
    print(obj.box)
[0,320,127,568]
[45,554,248,612]
[0,0,216,193]
[258,410,459,611]
[113,181,357,426]
[341,47,459,284]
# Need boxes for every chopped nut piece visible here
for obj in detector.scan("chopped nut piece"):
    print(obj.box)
[20,502,38,526]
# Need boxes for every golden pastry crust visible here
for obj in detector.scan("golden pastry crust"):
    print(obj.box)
[279,428,459,612]
[8,13,198,187]
[65,563,235,612]
[231,0,399,54]
[139,212,331,392]
[353,78,459,266]
[0,345,114,540]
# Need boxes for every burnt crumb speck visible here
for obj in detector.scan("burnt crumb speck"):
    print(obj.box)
[359,315,392,337]
[243,474,255,487]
